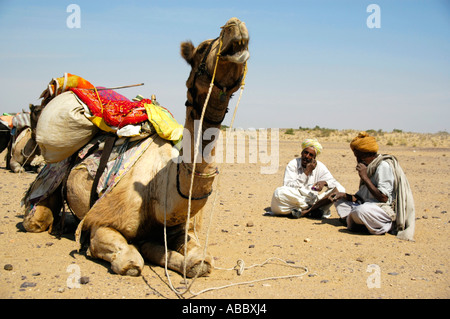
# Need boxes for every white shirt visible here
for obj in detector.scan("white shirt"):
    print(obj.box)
[283,158,345,192]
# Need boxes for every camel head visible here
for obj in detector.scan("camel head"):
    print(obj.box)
[181,17,249,127]
[29,103,43,140]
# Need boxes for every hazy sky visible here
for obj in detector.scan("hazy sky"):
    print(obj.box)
[0,0,449,133]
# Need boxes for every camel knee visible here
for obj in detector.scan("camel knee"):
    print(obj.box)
[23,206,54,233]
[89,227,144,276]
[22,193,62,233]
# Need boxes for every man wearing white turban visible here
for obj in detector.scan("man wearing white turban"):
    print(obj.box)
[270,138,345,219]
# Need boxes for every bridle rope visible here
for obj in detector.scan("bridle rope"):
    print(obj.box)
[157,23,307,298]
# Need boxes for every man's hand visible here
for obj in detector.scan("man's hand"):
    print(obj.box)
[329,192,347,202]
[312,181,327,192]
[356,162,388,203]
[356,163,369,181]
[304,159,317,176]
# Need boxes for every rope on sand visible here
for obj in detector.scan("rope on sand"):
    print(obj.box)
[188,258,309,297]
[158,35,308,298]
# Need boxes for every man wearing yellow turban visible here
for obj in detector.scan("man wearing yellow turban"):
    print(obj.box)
[350,131,379,154]
[270,138,345,219]
[301,138,323,156]
[330,132,415,240]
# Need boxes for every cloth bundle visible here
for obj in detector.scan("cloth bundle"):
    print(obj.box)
[39,72,95,103]
[12,112,31,132]
[36,73,184,163]
[71,87,183,142]
[71,88,150,129]
[36,91,99,163]
[0,115,14,129]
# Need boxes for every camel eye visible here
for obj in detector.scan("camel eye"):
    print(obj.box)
[196,43,208,55]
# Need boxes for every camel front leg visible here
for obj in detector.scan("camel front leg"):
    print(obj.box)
[89,226,144,276]
[9,158,25,173]
[23,190,62,233]
[140,233,213,278]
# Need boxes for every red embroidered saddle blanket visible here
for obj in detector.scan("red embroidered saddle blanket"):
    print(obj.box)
[71,88,150,128]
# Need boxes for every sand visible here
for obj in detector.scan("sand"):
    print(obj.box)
[0,130,449,300]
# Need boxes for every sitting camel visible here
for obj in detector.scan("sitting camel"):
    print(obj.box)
[8,105,44,173]
[22,17,250,277]
[0,121,11,157]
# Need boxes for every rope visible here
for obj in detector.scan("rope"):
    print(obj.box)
[154,33,308,299]
[11,127,39,175]
[183,63,308,297]
[189,258,308,297]
[17,142,39,175]
[182,36,224,280]
[156,37,225,299]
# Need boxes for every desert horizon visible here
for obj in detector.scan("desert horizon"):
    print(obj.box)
[1,129,448,299]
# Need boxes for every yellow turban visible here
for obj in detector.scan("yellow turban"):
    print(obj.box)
[350,131,379,153]
[302,138,323,156]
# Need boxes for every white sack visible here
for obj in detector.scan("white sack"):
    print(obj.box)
[36,91,98,163]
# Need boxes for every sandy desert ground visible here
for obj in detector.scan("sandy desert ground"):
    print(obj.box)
[0,129,448,302]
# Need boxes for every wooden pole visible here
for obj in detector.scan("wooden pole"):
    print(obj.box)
[88,83,144,91]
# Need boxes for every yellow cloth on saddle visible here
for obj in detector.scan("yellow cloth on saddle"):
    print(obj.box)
[87,101,184,142]
[87,115,117,134]
[144,103,183,142]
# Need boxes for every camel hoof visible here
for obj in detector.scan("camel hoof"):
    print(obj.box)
[113,262,143,277]
[111,252,144,277]
[123,266,141,277]
[186,260,212,278]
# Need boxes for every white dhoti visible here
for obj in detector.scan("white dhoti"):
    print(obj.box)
[270,185,335,218]
[336,201,393,235]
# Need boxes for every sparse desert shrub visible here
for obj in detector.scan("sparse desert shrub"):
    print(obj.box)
[285,128,295,135]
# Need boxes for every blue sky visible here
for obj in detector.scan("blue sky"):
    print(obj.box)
[0,0,449,133]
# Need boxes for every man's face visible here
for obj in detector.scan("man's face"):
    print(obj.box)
[301,147,316,168]
[353,149,374,165]
[353,149,364,164]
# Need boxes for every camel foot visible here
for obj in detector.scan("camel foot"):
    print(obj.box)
[110,248,144,277]
[89,226,144,277]
[140,241,213,278]
[10,163,25,173]
[185,259,213,278]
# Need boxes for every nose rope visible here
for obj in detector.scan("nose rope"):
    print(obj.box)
[183,34,222,265]
[164,22,251,298]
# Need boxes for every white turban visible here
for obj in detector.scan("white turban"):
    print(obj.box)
[302,138,323,156]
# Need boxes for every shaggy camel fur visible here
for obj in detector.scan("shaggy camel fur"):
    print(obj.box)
[23,17,250,277]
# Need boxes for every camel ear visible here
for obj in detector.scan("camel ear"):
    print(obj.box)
[181,41,195,65]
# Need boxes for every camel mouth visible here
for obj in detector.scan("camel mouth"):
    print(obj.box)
[220,38,250,64]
